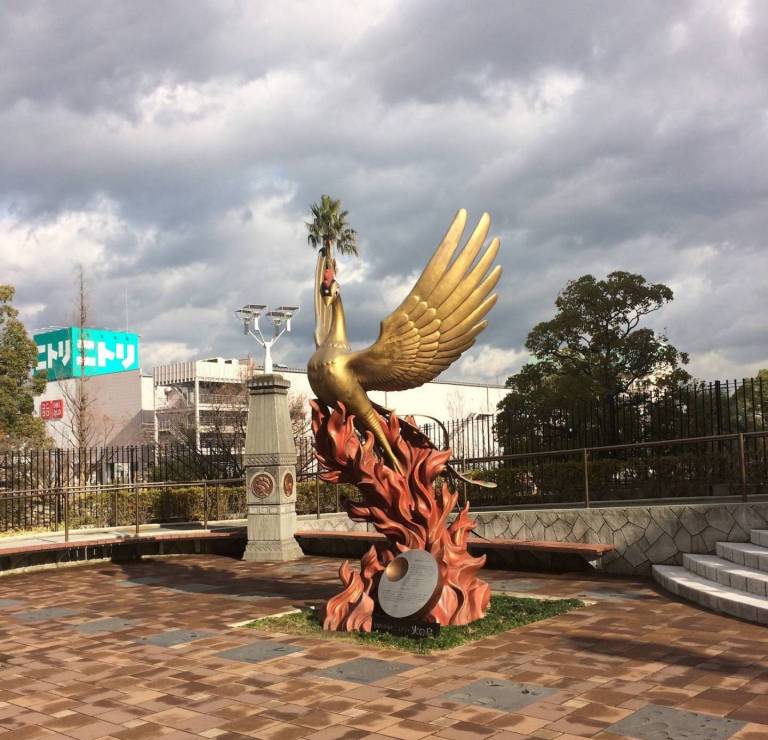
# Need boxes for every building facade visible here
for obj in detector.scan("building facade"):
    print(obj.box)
[33,327,154,449]
[153,357,507,451]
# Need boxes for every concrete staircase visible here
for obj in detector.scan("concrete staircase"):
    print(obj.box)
[653,529,768,625]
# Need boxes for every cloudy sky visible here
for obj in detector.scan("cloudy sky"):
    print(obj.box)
[2,0,767,385]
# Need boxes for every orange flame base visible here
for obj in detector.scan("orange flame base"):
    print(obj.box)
[311,401,490,632]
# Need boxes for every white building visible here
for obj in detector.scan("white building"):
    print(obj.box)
[33,329,508,453]
[33,326,155,449]
[153,357,507,449]
[34,371,155,448]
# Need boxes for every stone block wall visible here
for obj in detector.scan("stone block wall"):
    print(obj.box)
[296,512,369,533]
[471,503,768,575]
[295,503,768,576]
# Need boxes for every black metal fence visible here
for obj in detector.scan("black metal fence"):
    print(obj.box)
[2,376,767,533]
[422,376,768,460]
[0,432,768,535]
[0,439,319,493]
[0,478,247,537]
[2,430,766,535]
[455,430,768,510]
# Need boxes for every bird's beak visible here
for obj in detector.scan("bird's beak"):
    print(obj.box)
[322,295,334,307]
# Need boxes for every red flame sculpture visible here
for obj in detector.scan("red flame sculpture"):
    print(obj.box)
[312,400,490,631]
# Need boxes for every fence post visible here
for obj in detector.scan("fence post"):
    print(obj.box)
[134,483,140,536]
[63,488,69,543]
[738,432,747,502]
[316,473,321,519]
[335,484,340,513]
[113,487,118,527]
[203,481,208,530]
[582,448,590,508]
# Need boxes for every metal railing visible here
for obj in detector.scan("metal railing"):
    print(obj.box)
[452,429,768,510]
[2,430,767,535]
[0,478,246,540]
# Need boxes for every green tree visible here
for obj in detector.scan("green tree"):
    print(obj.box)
[729,369,768,433]
[0,285,49,451]
[497,272,690,448]
[306,194,359,261]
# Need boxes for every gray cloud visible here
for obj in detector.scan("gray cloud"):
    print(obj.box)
[2,0,767,384]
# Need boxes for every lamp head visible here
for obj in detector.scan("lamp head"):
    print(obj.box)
[275,305,299,331]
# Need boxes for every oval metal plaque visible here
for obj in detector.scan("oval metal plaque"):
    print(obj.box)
[283,472,294,497]
[378,549,440,619]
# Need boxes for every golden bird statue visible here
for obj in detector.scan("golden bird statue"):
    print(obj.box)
[307,208,501,473]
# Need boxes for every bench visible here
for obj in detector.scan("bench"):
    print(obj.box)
[0,529,246,574]
[293,530,615,571]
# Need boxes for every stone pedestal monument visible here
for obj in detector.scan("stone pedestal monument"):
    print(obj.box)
[242,373,303,562]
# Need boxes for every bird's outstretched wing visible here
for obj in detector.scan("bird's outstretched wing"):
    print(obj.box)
[347,209,501,392]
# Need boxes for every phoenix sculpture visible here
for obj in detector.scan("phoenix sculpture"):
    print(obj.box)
[308,209,502,632]
[308,208,501,468]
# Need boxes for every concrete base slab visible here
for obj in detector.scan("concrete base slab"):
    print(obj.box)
[15,607,79,622]
[443,679,557,713]
[216,640,303,663]
[312,657,413,684]
[140,629,217,647]
[75,617,137,634]
[607,703,744,740]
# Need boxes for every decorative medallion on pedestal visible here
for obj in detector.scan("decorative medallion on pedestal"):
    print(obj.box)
[282,472,294,498]
[307,209,501,631]
[250,472,275,499]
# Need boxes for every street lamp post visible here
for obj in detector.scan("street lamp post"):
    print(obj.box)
[234,304,299,374]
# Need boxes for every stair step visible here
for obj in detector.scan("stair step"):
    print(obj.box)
[683,554,768,597]
[751,529,768,547]
[716,541,768,572]
[653,565,768,624]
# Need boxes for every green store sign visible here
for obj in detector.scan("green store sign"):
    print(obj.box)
[35,327,140,381]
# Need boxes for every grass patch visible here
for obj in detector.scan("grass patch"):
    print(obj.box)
[245,594,583,654]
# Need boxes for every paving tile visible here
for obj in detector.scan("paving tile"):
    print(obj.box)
[229,591,287,600]
[14,607,80,622]
[442,679,556,713]
[2,557,768,740]
[578,588,653,600]
[376,720,437,740]
[345,712,401,732]
[138,628,218,646]
[122,576,165,586]
[484,580,540,592]
[75,617,138,634]
[0,728,69,738]
[0,598,23,607]
[144,707,222,733]
[433,720,496,740]
[167,582,221,593]
[216,640,303,663]
[607,704,746,739]
[313,658,415,685]
[254,721,312,740]
[304,726,371,740]
[219,715,280,735]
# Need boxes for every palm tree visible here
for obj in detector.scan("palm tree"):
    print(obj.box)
[306,194,359,262]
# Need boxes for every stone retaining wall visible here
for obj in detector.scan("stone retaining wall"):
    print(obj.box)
[296,513,369,532]
[298,504,768,576]
[471,502,768,575]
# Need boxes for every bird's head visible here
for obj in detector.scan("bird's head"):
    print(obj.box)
[314,252,347,348]
[320,263,340,306]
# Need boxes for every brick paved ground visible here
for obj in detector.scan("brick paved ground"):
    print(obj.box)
[0,554,767,739]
